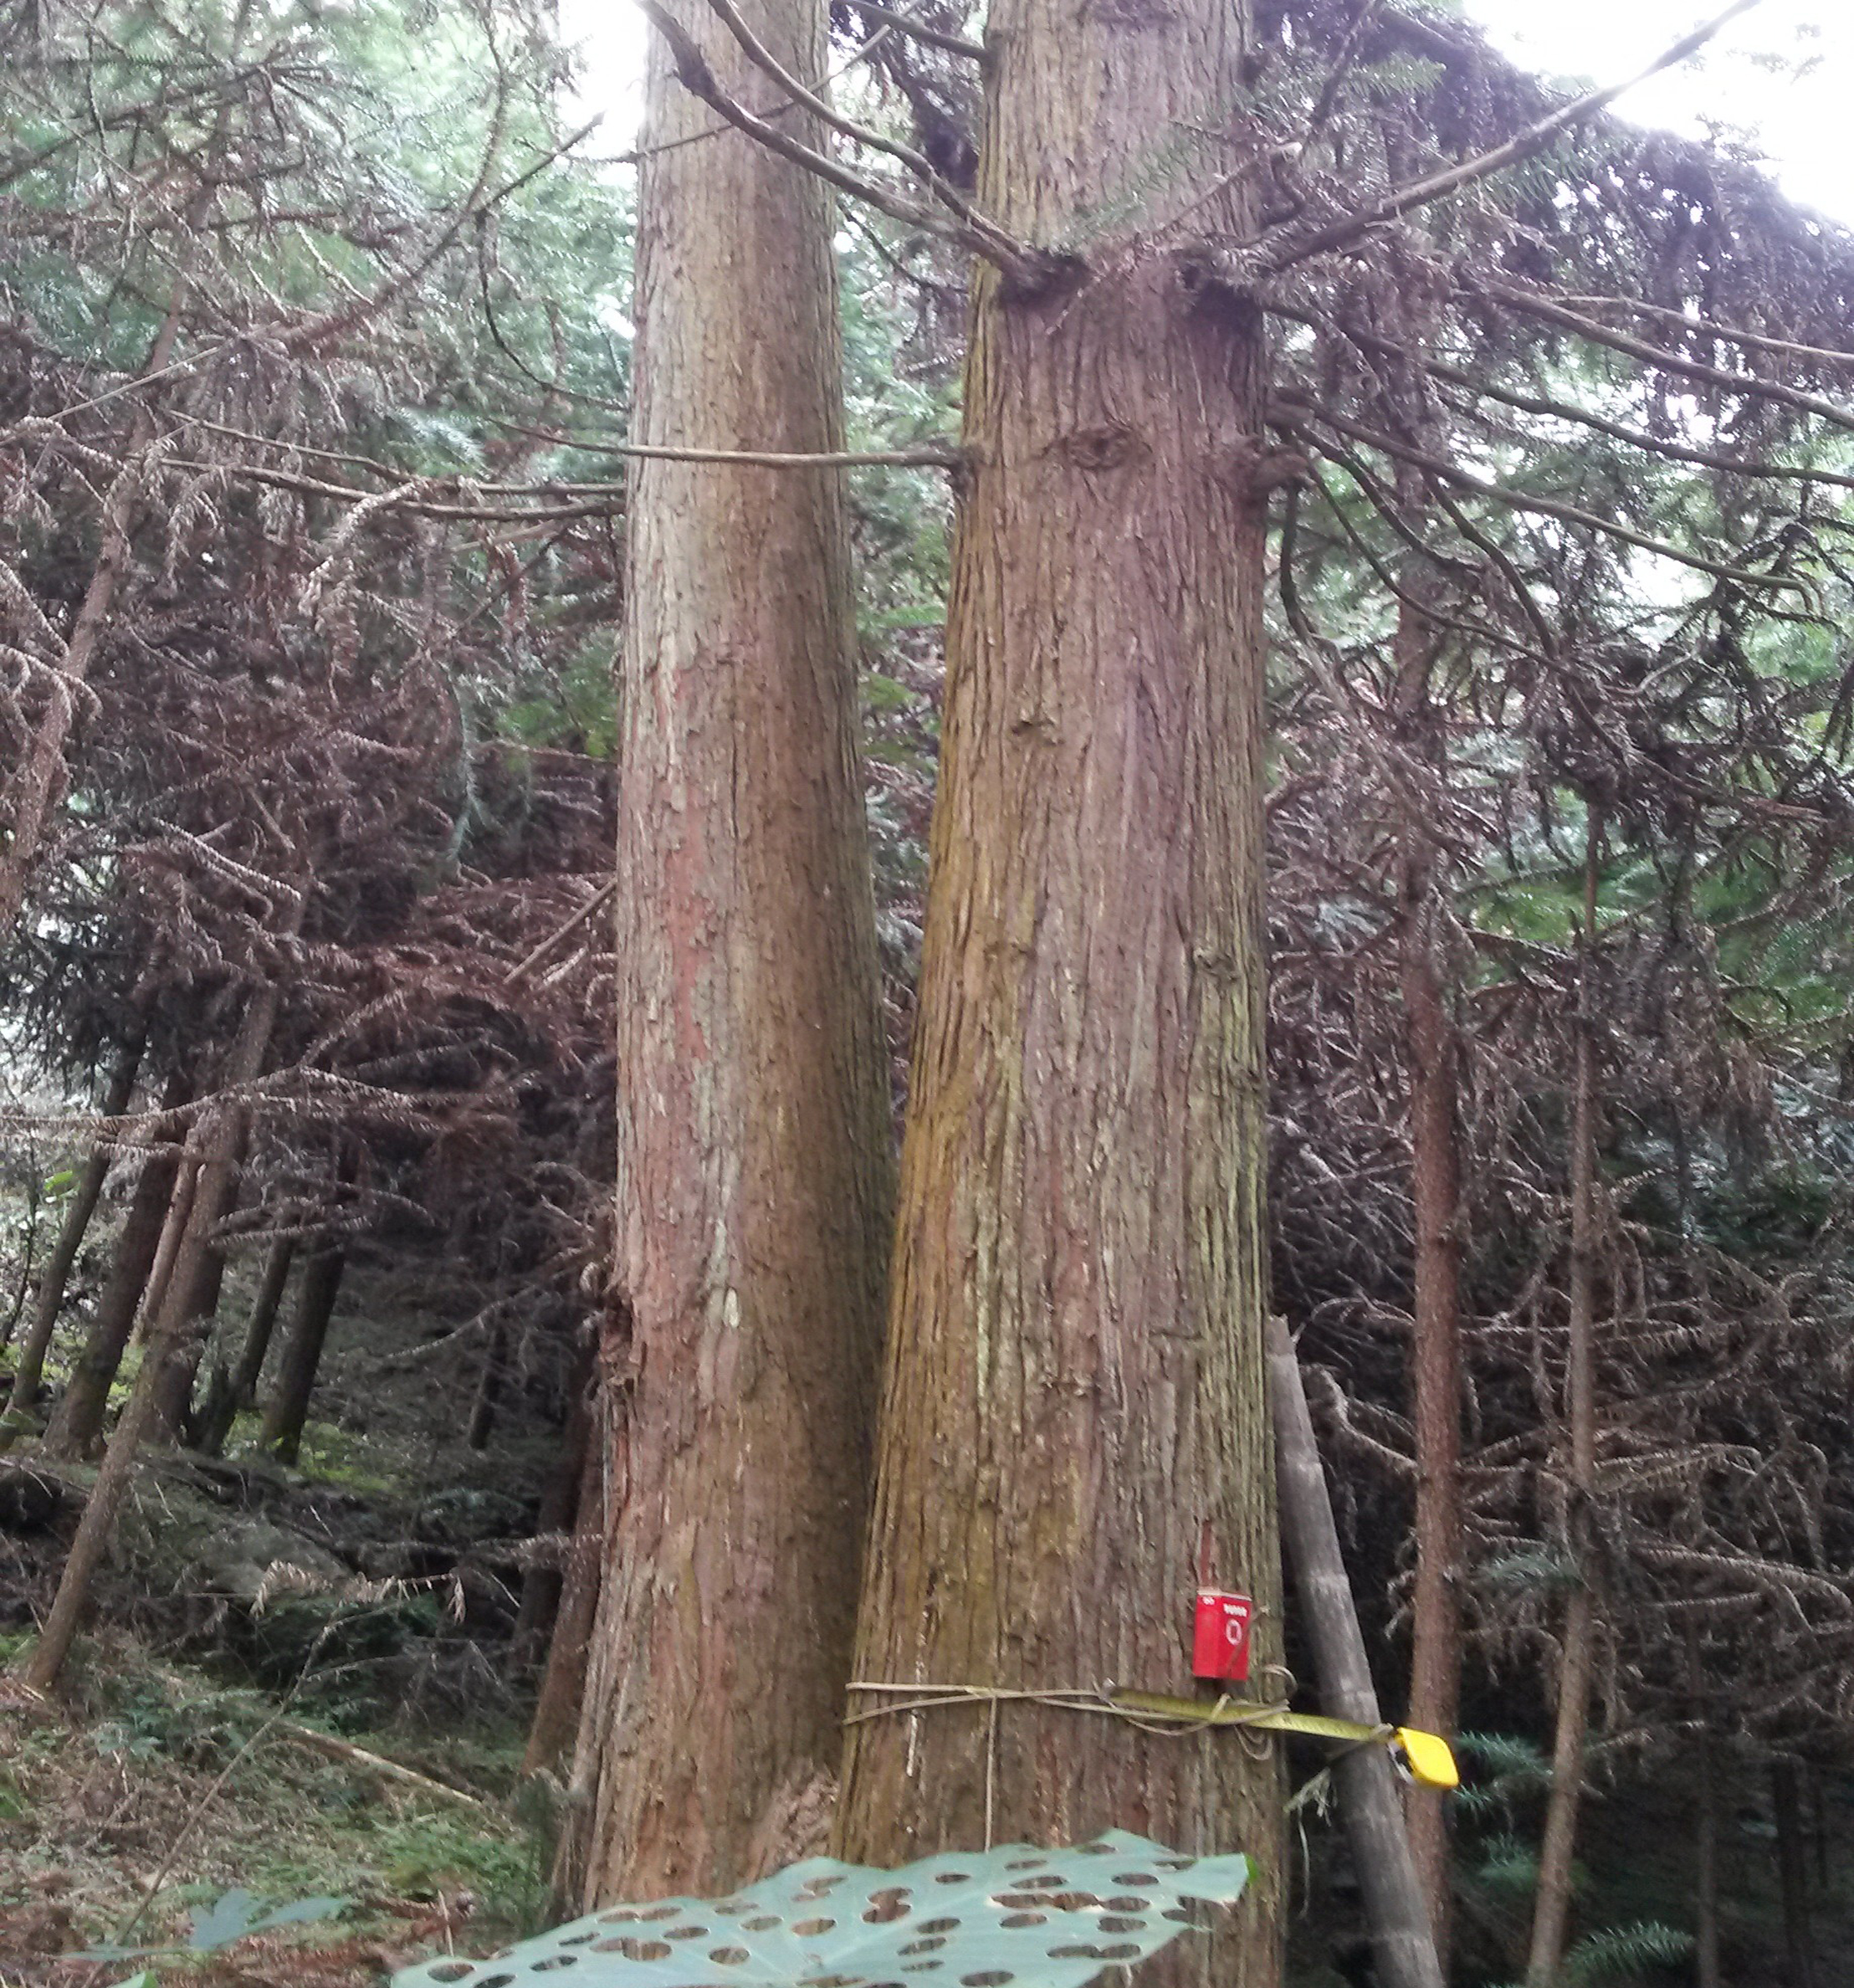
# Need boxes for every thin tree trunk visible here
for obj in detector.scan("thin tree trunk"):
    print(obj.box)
[566,0,894,1905]
[1525,814,1605,1988]
[192,1237,294,1456]
[1695,1725,1721,1988]
[258,1247,345,1466]
[466,1319,505,1451]
[25,1104,226,1691]
[0,304,191,934]
[143,897,300,1444]
[8,1039,145,1417]
[513,1345,594,1664]
[1390,571,1464,1960]
[42,1075,193,1460]
[1268,1319,1444,1988]
[835,3,1283,1978]
[1771,1759,1817,1988]
[525,1433,604,1782]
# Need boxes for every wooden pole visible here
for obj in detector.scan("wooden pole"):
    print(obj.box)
[1267,1317,1446,1988]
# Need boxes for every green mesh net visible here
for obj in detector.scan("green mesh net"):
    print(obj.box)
[394,1832,1250,1988]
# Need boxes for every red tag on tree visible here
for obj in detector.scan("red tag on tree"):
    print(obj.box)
[1192,1589,1252,1683]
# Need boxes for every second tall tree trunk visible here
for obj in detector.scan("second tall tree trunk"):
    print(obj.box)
[566,0,894,1903]
[836,2,1283,1980]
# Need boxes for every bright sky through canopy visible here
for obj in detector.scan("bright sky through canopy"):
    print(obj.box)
[558,0,1854,224]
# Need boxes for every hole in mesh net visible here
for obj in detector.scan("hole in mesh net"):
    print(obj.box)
[1110,1875,1159,1888]
[791,1919,837,1937]
[477,1975,516,1987]
[899,1936,948,1955]
[1006,1893,1099,1914]
[1097,1945,1142,1960]
[960,1972,1013,1985]
[591,1939,673,1960]
[664,1927,709,1941]
[709,1949,750,1965]
[1099,1917,1148,1934]
[863,1887,912,1923]
[556,1936,597,1950]
[933,1874,971,1886]
[798,1878,847,1899]
[919,1919,960,1934]
[1047,1947,1106,1961]
[743,1917,781,1933]
[426,1969,472,1984]
[532,1960,579,1974]
[899,1965,944,1975]
[1004,1860,1046,1873]
[998,1914,1047,1929]
[1104,1897,1150,1913]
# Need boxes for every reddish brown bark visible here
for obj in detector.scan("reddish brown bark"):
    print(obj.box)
[834,0,1282,1975]
[566,0,894,1902]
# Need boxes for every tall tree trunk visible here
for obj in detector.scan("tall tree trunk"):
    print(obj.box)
[41,1074,192,1460]
[1525,815,1605,1988]
[835,3,1283,1978]
[7,1038,144,1417]
[566,0,894,1906]
[192,1237,295,1456]
[1771,1759,1817,1988]
[258,1246,346,1466]
[525,1432,605,1783]
[1394,662,1464,1953]
[1268,1319,1444,1988]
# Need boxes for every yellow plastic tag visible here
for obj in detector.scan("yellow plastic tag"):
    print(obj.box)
[1395,1726,1459,1790]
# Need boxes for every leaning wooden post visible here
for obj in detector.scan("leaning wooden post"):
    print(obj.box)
[1268,1316,1446,1988]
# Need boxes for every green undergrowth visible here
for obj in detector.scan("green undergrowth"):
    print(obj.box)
[0,1637,545,1965]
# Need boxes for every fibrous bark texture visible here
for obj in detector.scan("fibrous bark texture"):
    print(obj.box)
[567,0,894,1903]
[836,3,1283,1978]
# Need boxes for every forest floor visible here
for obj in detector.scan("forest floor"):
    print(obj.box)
[0,1243,566,1987]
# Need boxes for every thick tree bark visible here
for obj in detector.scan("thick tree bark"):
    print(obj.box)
[1268,1319,1443,1988]
[192,1237,295,1456]
[258,1247,346,1465]
[835,3,1283,1978]
[41,1073,194,1459]
[1526,817,1604,1988]
[1771,1759,1817,1988]
[8,1039,144,1416]
[565,0,894,1906]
